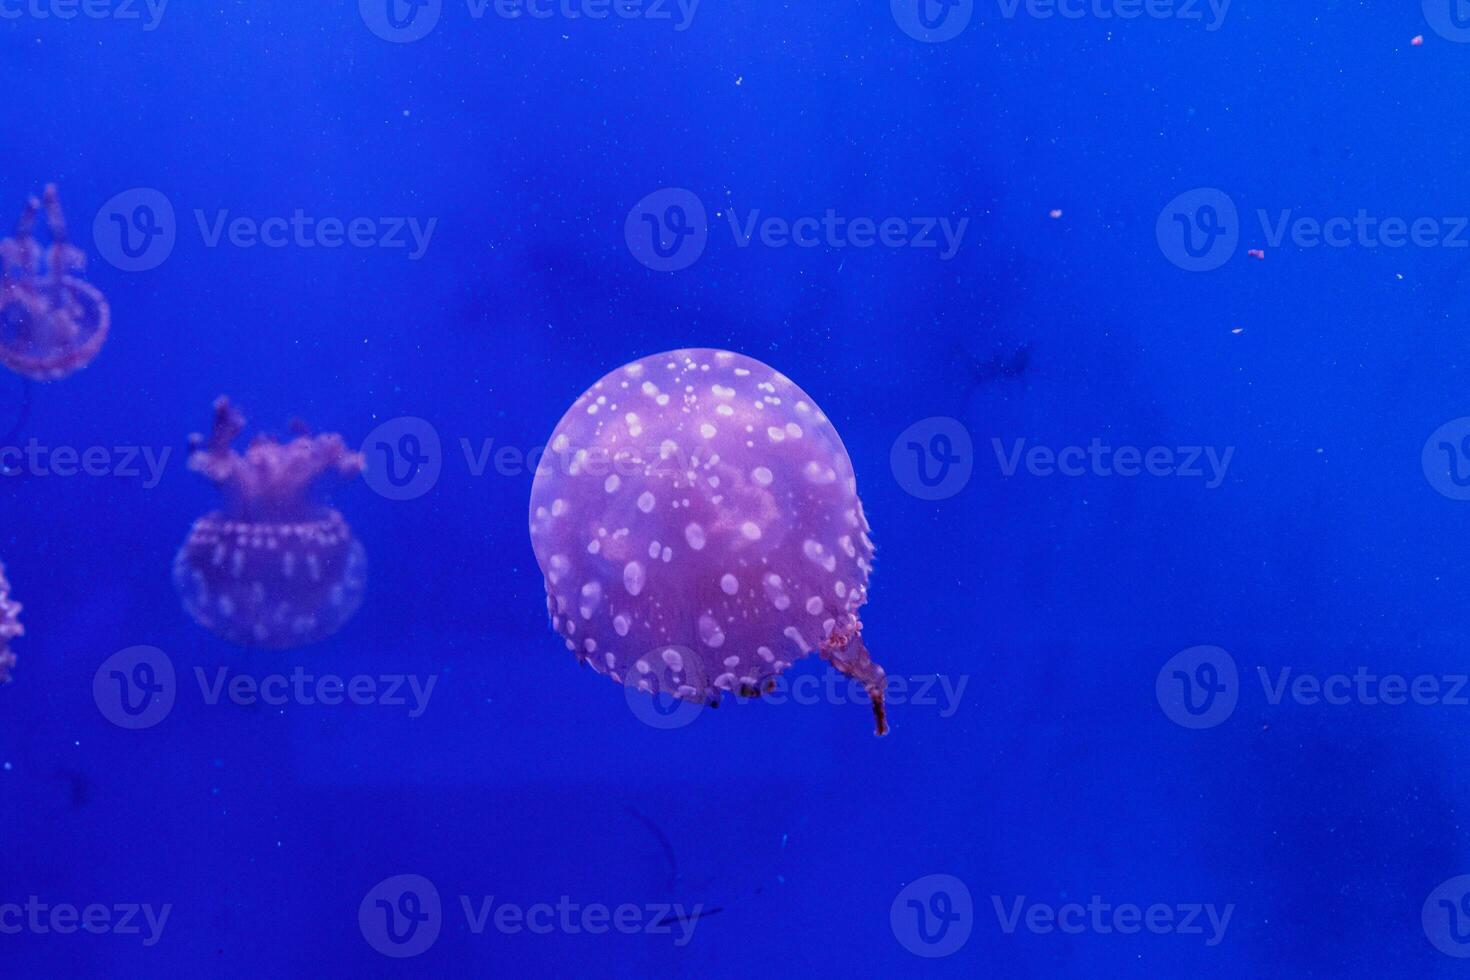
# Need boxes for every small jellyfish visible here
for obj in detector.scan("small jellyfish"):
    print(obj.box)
[529,349,889,734]
[0,560,21,682]
[0,186,110,381]
[172,397,367,649]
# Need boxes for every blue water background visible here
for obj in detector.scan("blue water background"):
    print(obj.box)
[2,2,1469,976]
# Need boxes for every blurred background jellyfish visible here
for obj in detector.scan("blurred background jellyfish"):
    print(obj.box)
[0,186,110,381]
[0,560,22,682]
[529,349,890,734]
[173,397,367,649]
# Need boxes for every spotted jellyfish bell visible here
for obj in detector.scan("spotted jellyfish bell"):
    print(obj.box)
[528,348,889,734]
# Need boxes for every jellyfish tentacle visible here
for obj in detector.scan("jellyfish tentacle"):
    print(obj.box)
[1,197,40,283]
[819,619,890,736]
[40,185,85,278]
[41,185,66,244]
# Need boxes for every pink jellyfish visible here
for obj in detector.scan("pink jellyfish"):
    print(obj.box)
[529,349,889,734]
[172,397,367,649]
[0,560,21,682]
[0,186,110,381]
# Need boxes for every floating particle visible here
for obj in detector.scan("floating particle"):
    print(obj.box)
[1412,35,1424,47]
[529,349,889,734]
[1048,209,1063,219]
[1247,249,1265,260]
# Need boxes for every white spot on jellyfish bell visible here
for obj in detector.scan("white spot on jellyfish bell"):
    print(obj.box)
[528,348,889,734]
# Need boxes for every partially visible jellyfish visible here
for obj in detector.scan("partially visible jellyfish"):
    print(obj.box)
[0,560,21,682]
[0,186,110,381]
[529,349,889,734]
[172,397,367,649]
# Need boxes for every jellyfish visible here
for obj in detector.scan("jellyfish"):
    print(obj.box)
[0,560,20,682]
[172,397,367,649]
[528,349,889,734]
[0,186,110,381]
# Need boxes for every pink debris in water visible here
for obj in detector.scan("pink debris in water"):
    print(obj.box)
[1412,35,1424,46]
[172,397,367,649]
[1248,249,1265,260]
[1048,209,1063,219]
[529,349,889,734]
[0,560,21,682]
[0,186,110,381]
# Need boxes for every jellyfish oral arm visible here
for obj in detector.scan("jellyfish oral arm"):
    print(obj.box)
[187,397,365,520]
[820,618,889,736]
